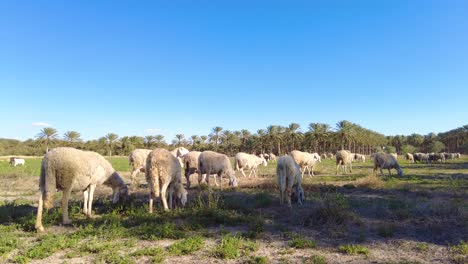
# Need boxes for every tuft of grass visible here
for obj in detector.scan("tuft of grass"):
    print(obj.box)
[246,255,269,264]
[338,244,370,256]
[96,251,135,264]
[79,240,118,254]
[12,255,29,264]
[355,174,384,189]
[0,228,19,256]
[305,192,350,226]
[288,236,317,249]
[244,216,265,239]
[415,243,428,252]
[305,255,327,264]
[211,234,257,259]
[25,233,79,259]
[168,236,204,256]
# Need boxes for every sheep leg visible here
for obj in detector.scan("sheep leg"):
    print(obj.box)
[168,188,173,209]
[306,166,312,177]
[240,168,247,178]
[336,164,340,175]
[83,189,89,215]
[213,174,219,187]
[185,170,191,189]
[62,188,72,225]
[349,163,353,173]
[247,168,253,178]
[87,184,96,218]
[35,191,45,232]
[130,168,141,186]
[160,181,170,210]
[380,168,384,176]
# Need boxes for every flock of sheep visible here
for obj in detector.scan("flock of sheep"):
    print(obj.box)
[33,147,461,231]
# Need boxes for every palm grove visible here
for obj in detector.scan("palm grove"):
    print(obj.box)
[1,121,467,157]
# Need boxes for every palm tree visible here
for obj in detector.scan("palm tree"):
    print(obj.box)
[336,120,354,150]
[240,129,251,151]
[210,126,224,148]
[267,125,283,154]
[63,131,81,143]
[175,134,185,146]
[285,123,302,152]
[105,133,119,156]
[36,127,59,152]
[145,135,155,148]
[155,134,165,147]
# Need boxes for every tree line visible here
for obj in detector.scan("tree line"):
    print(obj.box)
[1,121,467,157]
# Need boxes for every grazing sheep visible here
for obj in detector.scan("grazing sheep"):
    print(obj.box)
[413,153,429,164]
[354,154,366,162]
[456,153,461,159]
[327,152,335,159]
[181,151,202,189]
[10,157,25,166]
[320,153,327,160]
[170,147,190,167]
[390,153,398,160]
[235,152,267,178]
[146,148,186,212]
[311,152,322,162]
[35,147,128,232]
[269,153,277,161]
[128,149,152,186]
[373,152,403,177]
[289,150,320,178]
[405,153,414,163]
[198,151,238,191]
[276,155,304,207]
[336,150,353,174]
[167,181,188,209]
[429,153,445,163]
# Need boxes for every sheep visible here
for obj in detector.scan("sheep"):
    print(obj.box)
[354,154,366,162]
[327,152,335,159]
[10,157,25,166]
[336,150,353,174]
[429,153,445,163]
[181,151,202,189]
[167,181,188,209]
[269,153,277,161]
[128,149,152,186]
[276,155,304,207]
[311,152,322,162]
[170,147,190,167]
[198,151,238,191]
[262,153,270,161]
[413,153,429,164]
[35,147,128,232]
[146,148,186,212]
[320,153,327,160]
[405,153,414,163]
[373,152,403,176]
[456,153,461,159]
[390,153,398,160]
[235,152,267,178]
[289,150,320,178]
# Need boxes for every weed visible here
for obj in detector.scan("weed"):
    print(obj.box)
[168,236,204,256]
[338,244,370,256]
[288,236,317,249]
[246,255,269,264]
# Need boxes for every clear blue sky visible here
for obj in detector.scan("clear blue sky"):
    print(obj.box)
[1,0,467,141]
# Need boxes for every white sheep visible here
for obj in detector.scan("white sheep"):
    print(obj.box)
[181,151,202,189]
[373,152,403,176]
[290,150,320,178]
[146,148,186,212]
[11,158,25,166]
[167,181,188,209]
[405,153,414,163]
[35,147,128,232]
[336,150,353,174]
[198,151,238,191]
[128,149,152,186]
[390,153,398,160]
[170,147,190,167]
[234,152,267,178]
[269,153,277,161]
[276,155,304,207]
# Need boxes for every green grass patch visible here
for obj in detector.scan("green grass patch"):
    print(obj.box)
[338,244,370,256]
[25,233,79,259]
[168,236,204,256]
[246,255,269,264]
[415,243,428,252]
[211,234,258,259]
[96,251,135,264]
[288,236,317,249]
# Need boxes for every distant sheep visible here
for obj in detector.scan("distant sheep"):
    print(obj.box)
[413,153,429,164]
[35,147,128,232]
[390,153,398,160]
[336,150,353,174]
[170,147,190,167]
[290,150,320,177]
[269,153,277,161]
[373,152,403,177]
[10,157,25,166]
[181,151,202,189]
[146,148,186,211]
[198,151,238,191]
[235,152,267,178]
[405,153,414,163]
[276,155,304,207]
[128,149,152,186]
[354,154,366,162]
